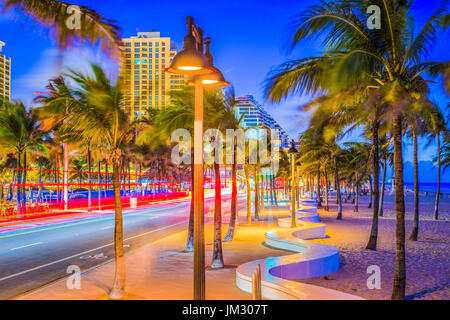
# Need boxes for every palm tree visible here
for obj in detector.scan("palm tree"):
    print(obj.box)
[0,102,45,213]
[65,64,146,299]
[35,76,81,210]
[148,87,195,251]
[428,105,447,220]
[206,86,245,242]
[441,132,450,171]
[1,0,121,55]
[265,0,449,299]
[405,104,430,241]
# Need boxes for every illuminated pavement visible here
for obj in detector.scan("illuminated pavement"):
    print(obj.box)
[0,191,246,299]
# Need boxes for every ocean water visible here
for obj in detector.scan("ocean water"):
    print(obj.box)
[402,183,450,194]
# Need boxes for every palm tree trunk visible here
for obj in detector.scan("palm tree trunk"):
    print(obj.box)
[317,163,322,207]
[245,166,251,224]
[392,114,406,300]
[109,160,126,299]
[185,159,195,252]
[434,132,441,220]
[260,170,265,211]
[211,162,224,268]
[272,174,278,205]
[409,132,419,241]
[16,151,22,214]
[87,143,92,211]
[254,166,260,221]
[63,142,69,210]
[324,164,329,211]
[379,158,387,216]
[367,120,380,250]
[127,161,131,196]
[267,172,274,206]
[37,165,43,201]
[22,152,27,212]
[334,156,342,220]
[98,161,102,210]
[224,154,237,242]
[354,176,359,212]
[368,175,373,208]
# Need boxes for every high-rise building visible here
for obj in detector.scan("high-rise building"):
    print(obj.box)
[234,95,290,148]
[121,31,187,119]
[0,41,11,103]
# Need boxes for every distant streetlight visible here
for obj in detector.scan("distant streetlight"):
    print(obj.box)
[287,139,298,228]
[165,16,229,301]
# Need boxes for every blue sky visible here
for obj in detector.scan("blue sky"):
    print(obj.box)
[0,0,449,164]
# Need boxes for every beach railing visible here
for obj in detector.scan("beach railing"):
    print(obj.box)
[252,264,262,300]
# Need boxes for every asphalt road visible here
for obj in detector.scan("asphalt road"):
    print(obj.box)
[0,192,246,299]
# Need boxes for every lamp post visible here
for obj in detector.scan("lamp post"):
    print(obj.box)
[287,139,298,228]
[165,17,229,300]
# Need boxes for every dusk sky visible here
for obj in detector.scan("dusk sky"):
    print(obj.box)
[0,0,448,164]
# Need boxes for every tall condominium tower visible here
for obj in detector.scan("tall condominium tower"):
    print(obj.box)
[0,41,11,103]
[121,31,187,119]
[234,95,290,148]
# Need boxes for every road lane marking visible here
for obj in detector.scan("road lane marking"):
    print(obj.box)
[0,220,187,282]
[100,226,113,230]
[10,242,43,251]
[0,204,187,240]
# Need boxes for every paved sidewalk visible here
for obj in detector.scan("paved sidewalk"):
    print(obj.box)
[16,206,293,300]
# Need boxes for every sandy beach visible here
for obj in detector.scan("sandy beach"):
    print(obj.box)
[299,192,450,300]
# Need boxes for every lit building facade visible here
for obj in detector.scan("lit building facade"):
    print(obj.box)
[234,95,290,148]
[121,32,187,119]
[0,41,11,103]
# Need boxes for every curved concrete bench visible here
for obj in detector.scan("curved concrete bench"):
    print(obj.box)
[235,200,363,300]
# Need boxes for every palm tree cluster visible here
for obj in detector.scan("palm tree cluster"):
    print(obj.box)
[265,0,449,300]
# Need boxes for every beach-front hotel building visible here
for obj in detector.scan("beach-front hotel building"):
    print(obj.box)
[234,94,290,148]
[121,31,188,119]
[0,41,11,103]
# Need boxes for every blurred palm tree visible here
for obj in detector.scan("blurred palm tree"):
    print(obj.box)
[428,105,448,220]
[145,87,195,252]
[64,64,147,299]
[0,102,46,213]
[35,76,80,209]
[1,0,121,55]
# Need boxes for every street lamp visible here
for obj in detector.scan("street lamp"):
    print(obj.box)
[287,139,298,228]
[165,16,229,301]
[186,38,230,88]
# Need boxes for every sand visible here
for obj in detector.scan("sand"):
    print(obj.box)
[300,193,450,300]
